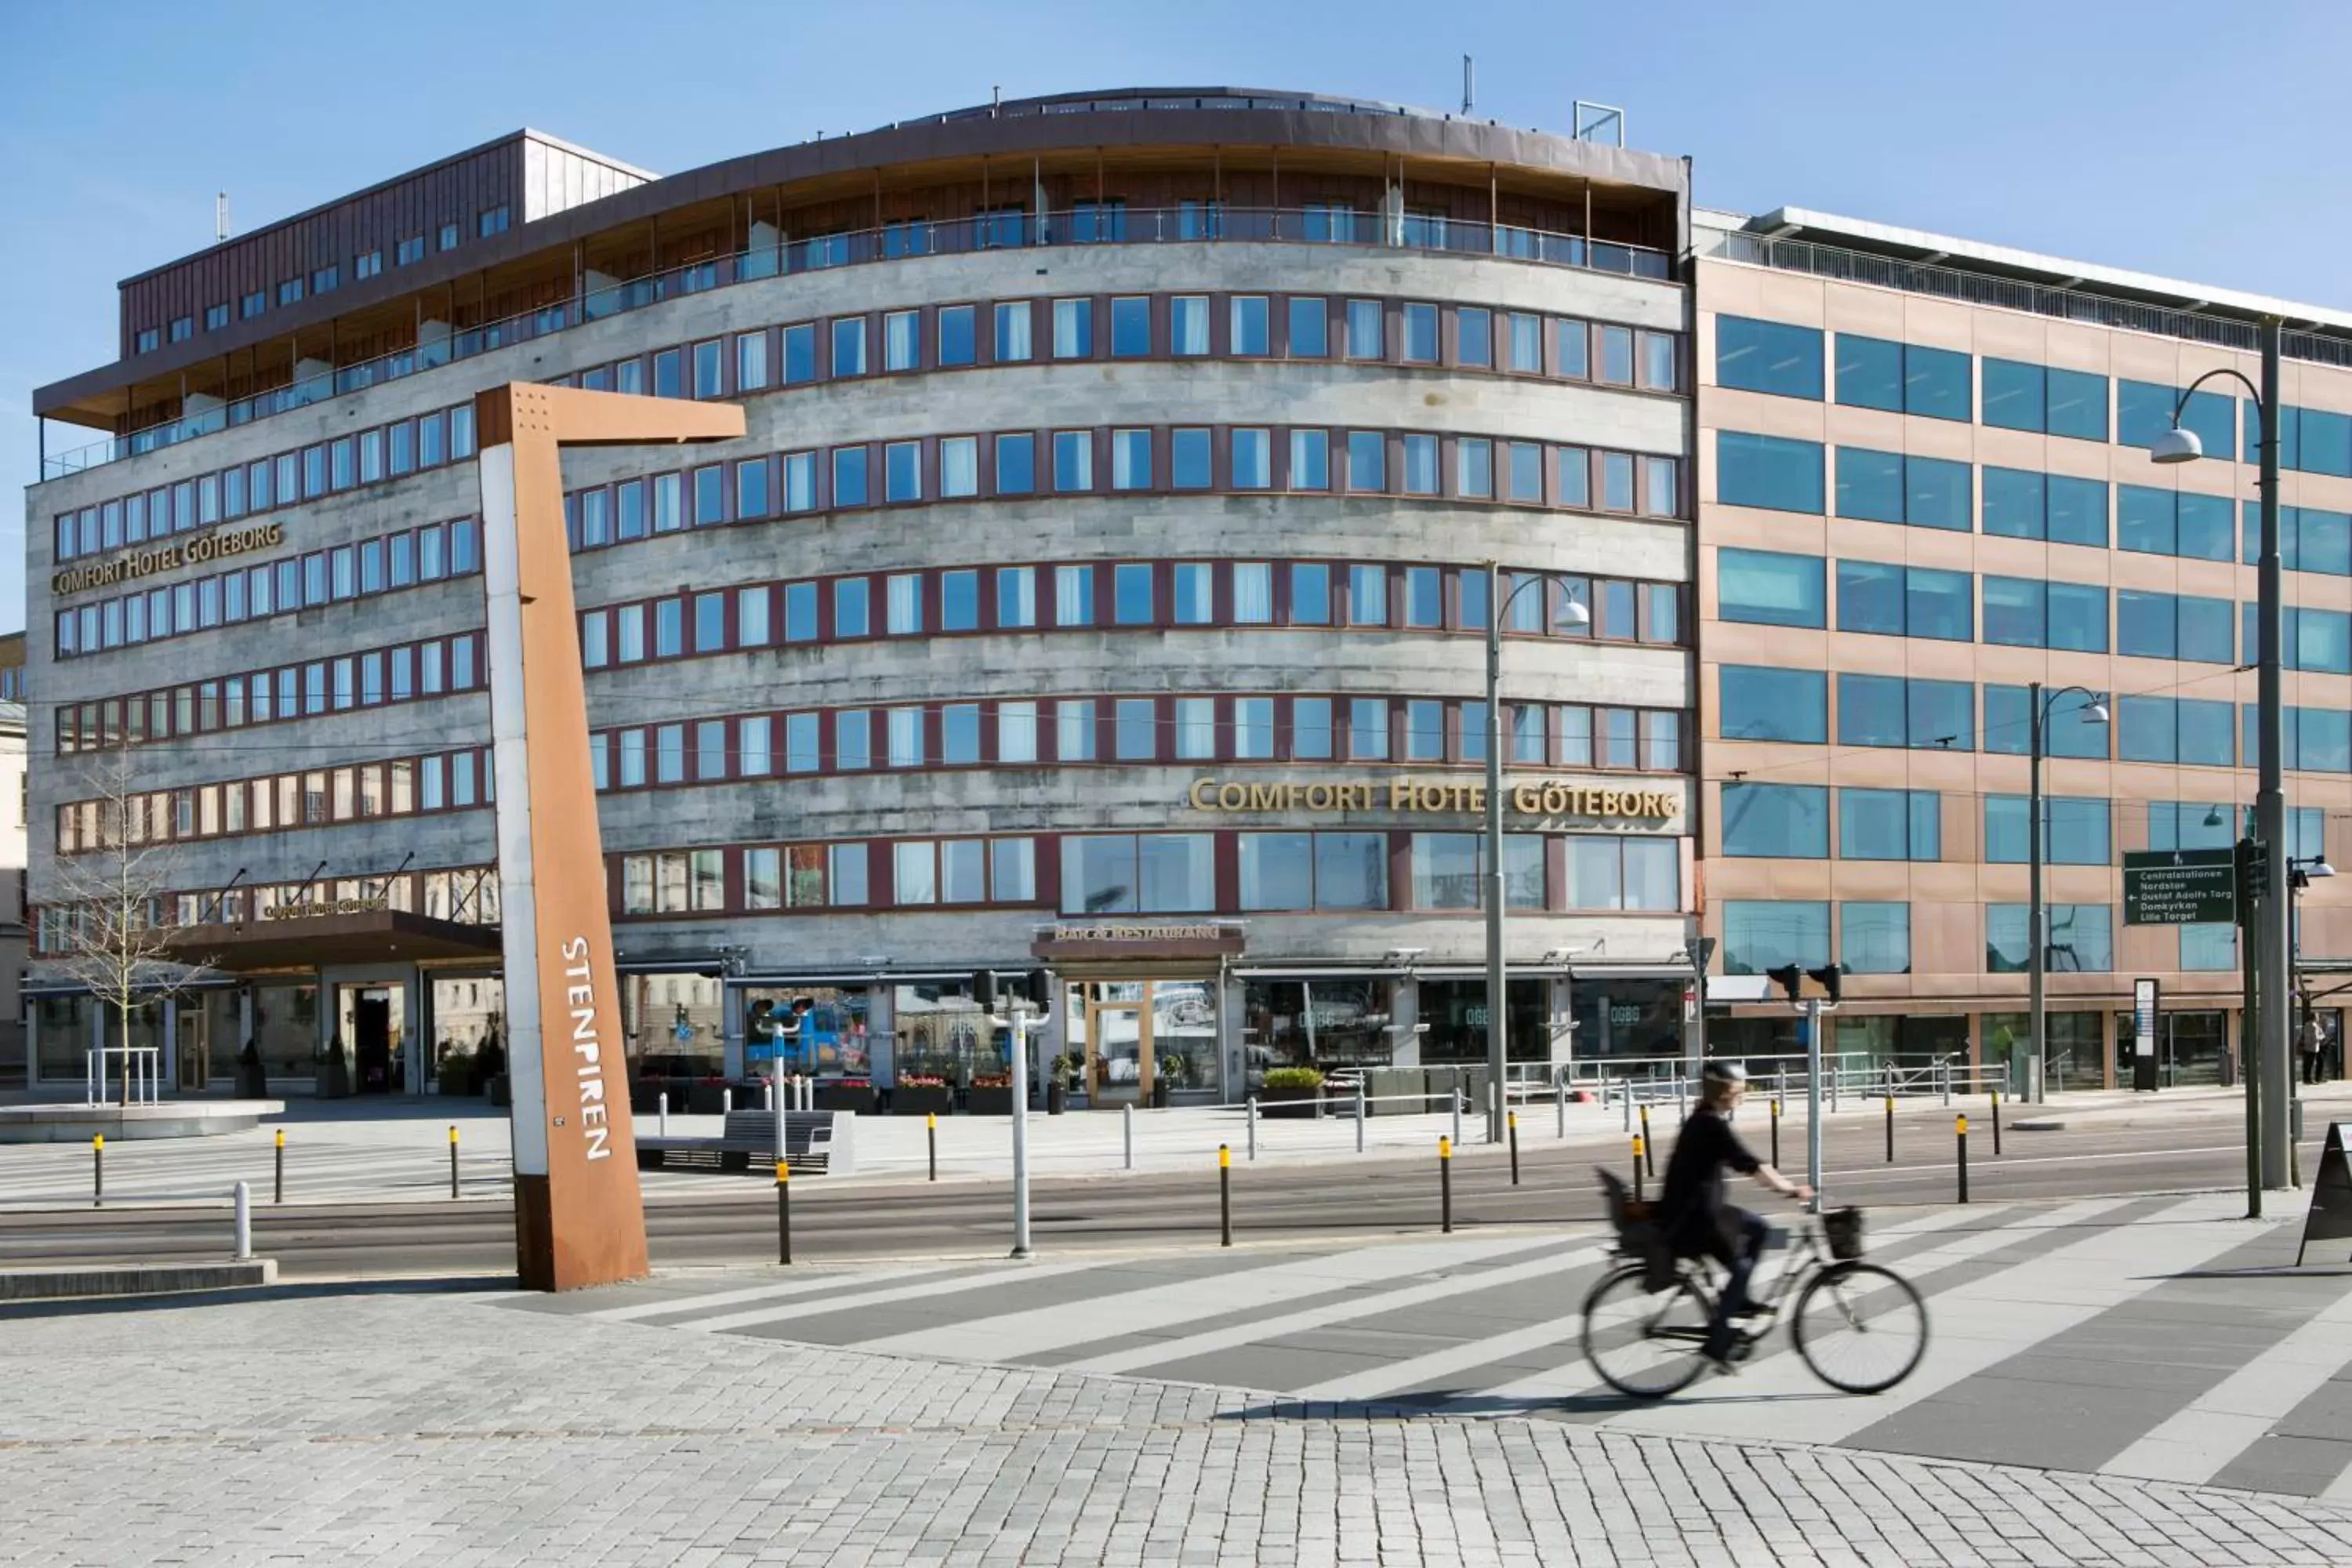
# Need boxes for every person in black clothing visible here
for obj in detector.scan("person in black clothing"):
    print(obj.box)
[1658,1060,1812,1373]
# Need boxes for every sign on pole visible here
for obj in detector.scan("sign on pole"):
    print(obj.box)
[2124,848,2238,926]
[2132,978,2161,1092]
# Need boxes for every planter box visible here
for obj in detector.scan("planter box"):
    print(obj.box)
[488,1074,512,1109]
[813,1083,876,1115]
[438,1067,477,1098]
[685,1082,729,1115]
[893,1085,954,1117]
[1257,1085,1324,1120]
[965,1086,1015,1116]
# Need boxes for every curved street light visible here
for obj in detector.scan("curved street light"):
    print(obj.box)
[2025,684,2107,1105]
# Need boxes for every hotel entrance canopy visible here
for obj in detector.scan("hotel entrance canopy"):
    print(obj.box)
[162,909,505,972]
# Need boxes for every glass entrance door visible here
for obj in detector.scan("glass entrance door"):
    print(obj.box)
[176,1007,207,1092]
[1084,985,1152,1104]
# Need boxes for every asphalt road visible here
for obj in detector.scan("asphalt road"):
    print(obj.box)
[2,1108,2332,1282]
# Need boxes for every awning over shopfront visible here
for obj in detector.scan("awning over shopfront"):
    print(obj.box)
[162,909,505,971]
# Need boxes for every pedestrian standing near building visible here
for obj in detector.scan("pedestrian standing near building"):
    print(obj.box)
[2301,1011,2325,1086]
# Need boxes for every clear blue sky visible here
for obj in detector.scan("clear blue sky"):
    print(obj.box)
[5,0,2347,635]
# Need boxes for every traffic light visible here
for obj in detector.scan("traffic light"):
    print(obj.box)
[2237,837,2274,905]
[972,969,999,1009]
[1766,964,1803,1004]
[1025,968,1054,1017]
[1806,964,1843,1005]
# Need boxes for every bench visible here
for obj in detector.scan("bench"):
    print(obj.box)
[634,1109,856,1176]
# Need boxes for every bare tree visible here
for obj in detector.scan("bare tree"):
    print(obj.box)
[39,746,213,1105]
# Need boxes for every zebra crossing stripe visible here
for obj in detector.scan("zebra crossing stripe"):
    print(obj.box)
[1065,1240,1620,1377]
[847,1233,1559,1362]
[2104,1285,2352,1485]
[674,1257,1110,1334]
[583,1263,956,1323]
[1289,1204,2003,1404]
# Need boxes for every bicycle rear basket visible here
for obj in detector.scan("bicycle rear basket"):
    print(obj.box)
[1823,1207,1865,1261]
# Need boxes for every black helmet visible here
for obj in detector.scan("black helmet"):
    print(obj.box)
[1702,1060,1748,1087]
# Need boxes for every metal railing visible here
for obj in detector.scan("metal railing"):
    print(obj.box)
[85,1045,161,1106]
[49,205,1672,480]
[1719,231,2352,370]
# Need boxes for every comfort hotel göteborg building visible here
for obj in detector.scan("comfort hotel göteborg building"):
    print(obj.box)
[20,87,2352,1103]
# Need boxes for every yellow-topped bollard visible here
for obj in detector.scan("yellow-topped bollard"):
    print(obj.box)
[1438,1135,1454,1232]
[926,1111,938,1181]
[1218,1143,1232,1247]
[1955,1114,1970,1203]
[776,1157,792,1264]
[92,1133,103,1208]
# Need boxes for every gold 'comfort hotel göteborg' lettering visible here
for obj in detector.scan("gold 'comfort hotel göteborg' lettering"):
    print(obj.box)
[49,521,285,597]
[1185,777,1676,820]
[561,936,615,1161]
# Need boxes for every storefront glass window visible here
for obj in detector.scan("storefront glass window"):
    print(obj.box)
[743,986,870,1079]
[1242,979,1396,1082]
[252,981,319,1080]
[1418,978,1549,1062]
[892,985,1003,1087]
[625,972,724,1077]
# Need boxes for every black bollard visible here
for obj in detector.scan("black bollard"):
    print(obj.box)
[1991,1090,2002,1157]
[1508,1112,1520,1188]
[1218,1144,1232,1247]
[1770,1098,1781,1167]
[777,1160,793,1264]
[93,1134,103,1209]
[1632,1134,1646,1203]
[1639,1104,1654,1177]
[1956,1115,1969,1204]
[1886,1094,1895,1164]
[274,1128,285,1204]
[1439,1136,1454,1233]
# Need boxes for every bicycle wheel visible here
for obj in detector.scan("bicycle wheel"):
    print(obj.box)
[1791,1261,1929,1395]
[1581,1264,1715,1399]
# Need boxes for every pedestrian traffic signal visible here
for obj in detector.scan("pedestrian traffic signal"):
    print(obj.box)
[971,969,999,1008]
[1807,964,1844,1004]
[1766,964,1803,1003]
[1025,968,1054,1016]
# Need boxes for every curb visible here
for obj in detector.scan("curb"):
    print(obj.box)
[0,1260,278,1301]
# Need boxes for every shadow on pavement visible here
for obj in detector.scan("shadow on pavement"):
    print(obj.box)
[0,1273,516,1323]
[1216,1385,1843,1422]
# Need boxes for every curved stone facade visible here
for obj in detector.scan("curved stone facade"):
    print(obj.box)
[28,92,1697,1096]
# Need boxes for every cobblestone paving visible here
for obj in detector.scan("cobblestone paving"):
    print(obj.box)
[5,1284,2352,1566]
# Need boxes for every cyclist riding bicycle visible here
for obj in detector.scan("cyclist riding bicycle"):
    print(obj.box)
[1658,1060,1812,1373]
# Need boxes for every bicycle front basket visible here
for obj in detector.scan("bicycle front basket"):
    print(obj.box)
[1823,1207,1865,1261]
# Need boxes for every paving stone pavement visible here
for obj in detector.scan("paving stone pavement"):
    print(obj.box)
[5,1278,2352,1566]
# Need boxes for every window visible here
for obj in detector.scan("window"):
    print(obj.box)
[884,441,921,503]
[1232,428,1272,489]
[437,222,460,251]
[1225,295,1271,356]
[2121,379,2235,460]
[1717,432,1824,513]
[2120,695,2238,766]
[1837,673,1974,750]
[1288,564,1330,625]
[884,309,920,371]
[1114,563,1154,624]
[1454,311,1494,368]
[1347,564,1387,626]
[1109,296,1151,357]
[1346,431,1385,492]
[1981,359,2110,441]
[1723,901,1831,975]
[1057,699,1095,761]
[1116,699,1156,760]
[1719,666,1827,743]
[887,706,924,768]
[1642,332,1678,391]
[1722,783,1828,858]
[1288,430,1329,490]
[1988,903,2113,974]
[831,447,868,507]
[1985,795,2111,865]
[1054,430,1093,492]
[1170,295,1210,355]
[1835,335,1969,419]
[1172,428,1211,489]
[1402,303,1439,362]
[1402,435,1439,495]
[1348,698,1388,760]
[1833,448,1969,531]
[1345,299,1382,358]
[886,572,923,635]
[1842,903,1911,975]
[993,433,1035,495]
[1837,560,1972,641]
[1052,297,1092,358]
[996,566,1037,628]
[1717,548,1824,628]
[1235,697,1275,759]
[1839,789,1940,861]
[1055,565,1094,626]
[993,301,1032,362]
[998,702,1039,764]
[1287,296,1328,358]
[830,316,868,377]
[355,249,382,280]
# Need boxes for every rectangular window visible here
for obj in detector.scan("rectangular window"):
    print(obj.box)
[1346,430,1385,492]
[886,572,923,635]
[1345,299,1383,359]
[835,578,871,637]
[1113,563,1154,625]
[1055,564,1094,626]
[1171,428,1212,489]
[832,317,867,376]
[1111,429,1152,489]
[994,432,1036,494]
[1722,783,1829,858]
[883,309,920,372]
[1052,297,1092,358]
[831,446,869,507]
[996,701,1039,764]
[1056,699,1096,761]
[1288,429,1329,490]
[1718,548,1825,628]
[1287,296,1328,358]
[1054,430,1093,492]
[1231,295,1270,355]
[1719,431,1824,514]
[993,301,1033,361]
[1402,303,1439,362]
[941,568,979,631]
[1231,428,1272,489]
[1720,666,1826,743]
[1348,697,1388,760]
[884,441,921,503]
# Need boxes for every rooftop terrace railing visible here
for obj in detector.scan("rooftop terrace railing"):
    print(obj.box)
[45,205,1673,481]
[1719,230,2352,372]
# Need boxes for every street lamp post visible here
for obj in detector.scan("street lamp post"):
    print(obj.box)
[2151,318,2288,1185]
[1483,562,1588,1143]
[2290,855,2334,1106]
[2027,683,2108,1105]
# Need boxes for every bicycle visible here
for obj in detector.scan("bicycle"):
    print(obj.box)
[1581,1171,1929,1399]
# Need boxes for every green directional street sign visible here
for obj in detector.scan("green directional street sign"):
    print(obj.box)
[2123,848,2238,926]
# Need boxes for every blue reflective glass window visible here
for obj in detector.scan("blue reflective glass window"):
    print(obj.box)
[1110,296,1150,357]
[1722,901,1831,975]
[1982,576,2044,648]
[2046,476,2107,547]
[2180,595,2233,663]
[1838,561,1904,635]
[1982,466,2045,539]
[2179,492,2233,561]
[1714,316,1823,399]
[1839,789,1939,862]
[1722,783,1828,858]
[2047,368,2108,441]
[1717,431,1824,513]
[1718,548,1824,628]
[2049,582,2107,653]
[1835,446,1902,523]
[2122,380,2235,459]
[2178,700,2234,766]
[996,434,1035,495]
[2299,507,2352,575]
[1114,564,1154,625]
[2116,590,2176,659]
[1980,359,2043,432]
[1836,673,1907,747]
[1719,666,1826,742]
[831,447,868,506]
[2118,696,2177,763]
[1905,345,1970,421]
[2117,485,2175,556]
[1842,902,1911,975]
[2296,607,2352,673]
[1834,334,1901,412]
[1909,679,1973,750]
[2301,408,2352,478]
[1907,456,1971,531]
[833,578,869,637]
